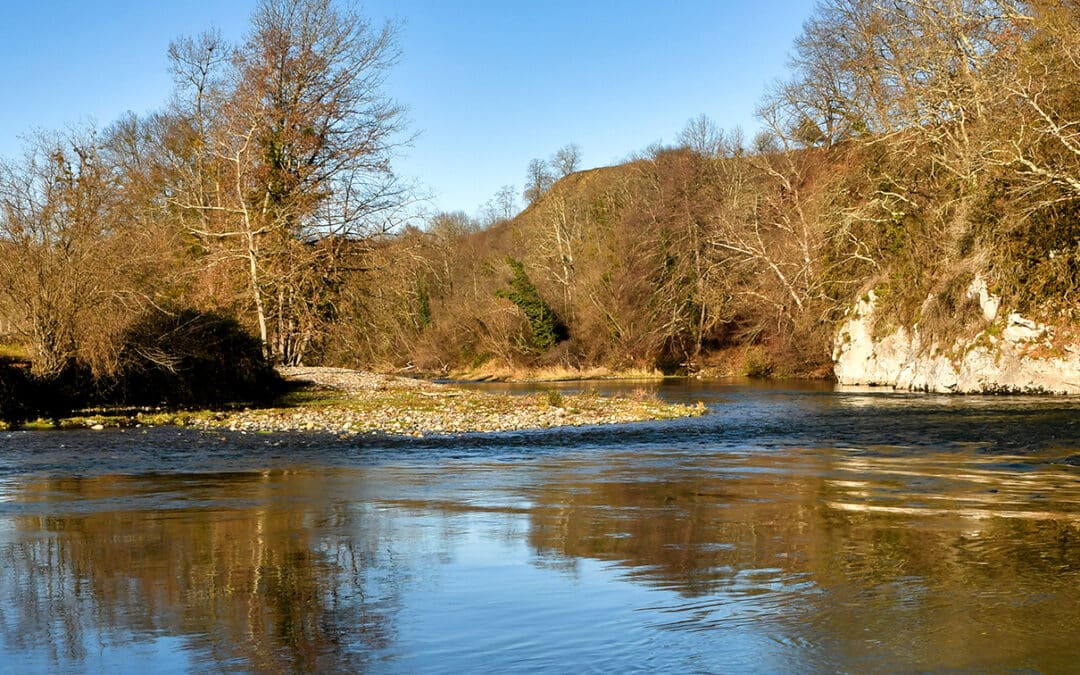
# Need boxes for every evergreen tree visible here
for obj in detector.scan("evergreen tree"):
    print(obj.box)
[496,257,568,350]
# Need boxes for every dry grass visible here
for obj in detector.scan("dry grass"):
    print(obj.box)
[448,363,665,382]
[0,342,29,360]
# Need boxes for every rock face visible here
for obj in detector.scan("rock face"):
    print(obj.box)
[833,284,1080,394]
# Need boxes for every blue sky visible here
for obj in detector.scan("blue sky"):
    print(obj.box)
[0,0,816,217]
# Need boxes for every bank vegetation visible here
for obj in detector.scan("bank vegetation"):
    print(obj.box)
[3,0,1079,423]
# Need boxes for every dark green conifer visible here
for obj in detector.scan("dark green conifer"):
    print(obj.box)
[496,257,569,350]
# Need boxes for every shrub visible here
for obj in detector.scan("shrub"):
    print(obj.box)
[0,359,32,424]
[544,389,564,407]
[741,346,774,379]
[109,308,285,406]
[0,357,97,423]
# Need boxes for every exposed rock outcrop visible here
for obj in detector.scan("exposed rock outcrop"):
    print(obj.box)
[833,284,1080,394]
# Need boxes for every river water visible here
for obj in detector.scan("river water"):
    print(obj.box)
[1,381,1079,673]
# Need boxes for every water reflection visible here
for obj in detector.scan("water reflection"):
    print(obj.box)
[1,384,1079,672]
[578,455,1079,669]
[0,471,405,673]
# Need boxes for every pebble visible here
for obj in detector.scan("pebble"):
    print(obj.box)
[185,367,703,436]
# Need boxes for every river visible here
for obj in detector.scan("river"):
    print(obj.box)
[1,381,1079,673]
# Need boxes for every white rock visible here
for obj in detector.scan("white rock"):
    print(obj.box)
[833,291,1080,394]
[967,274,1000,322]
[1001,313,1046,344]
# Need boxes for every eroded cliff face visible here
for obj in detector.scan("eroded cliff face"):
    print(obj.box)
[833,281,1080,394]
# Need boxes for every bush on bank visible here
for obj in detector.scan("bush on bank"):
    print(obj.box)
[0,309,285,428]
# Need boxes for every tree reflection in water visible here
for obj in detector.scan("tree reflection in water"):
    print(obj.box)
[0,470,403,672]
[517,449,1080,671]
[1,439,1080,672]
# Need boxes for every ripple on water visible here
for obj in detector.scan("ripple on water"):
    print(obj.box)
[825,451,1080,522]
[1,382,1080,673]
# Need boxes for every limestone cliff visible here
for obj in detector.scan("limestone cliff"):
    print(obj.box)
[833,282,1080,394]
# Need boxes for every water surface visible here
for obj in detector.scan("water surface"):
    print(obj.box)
[2,381,1079,672]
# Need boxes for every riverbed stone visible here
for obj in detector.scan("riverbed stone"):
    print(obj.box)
[834,292,1080,394]
[187,367,704,436]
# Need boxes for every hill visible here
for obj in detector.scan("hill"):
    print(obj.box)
[331,134,1080,391]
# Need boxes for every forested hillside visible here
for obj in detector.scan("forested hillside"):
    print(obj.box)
[2,0,1078,404]
[340,0,1080,377]
[342,148,850,376]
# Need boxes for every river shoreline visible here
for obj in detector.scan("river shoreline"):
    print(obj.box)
[195,367,705,435]
[16,367,705,434]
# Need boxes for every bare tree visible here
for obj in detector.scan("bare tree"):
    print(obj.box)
[551,143,582,177]
[990,1,1080,204]
[167,30,231,218]
[728,126,746,156]
[678,114,725,157]
[168,0,410,365]
[0,131,167,377]
[480,184,518,224]
[495,185,518,219]
[753,129,778,155]
[523,158,554,204]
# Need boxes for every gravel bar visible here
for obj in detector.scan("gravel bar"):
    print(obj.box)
[189,367,705,436]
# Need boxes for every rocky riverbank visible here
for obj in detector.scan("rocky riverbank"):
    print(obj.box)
[187,367,704,435]
[834,285,1080,394]
[33,367,703,434]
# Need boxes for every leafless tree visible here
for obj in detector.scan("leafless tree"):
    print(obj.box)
[678,114,726,157]
[168,0,411,364]
[551,143,582,177]
[523,158,554,204]
[0,131,167,376]
[988,1,1080,205]
[480,184,518,224]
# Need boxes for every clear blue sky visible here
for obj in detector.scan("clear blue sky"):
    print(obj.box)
[0,0,816,218]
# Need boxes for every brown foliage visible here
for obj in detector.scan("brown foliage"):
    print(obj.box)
[335,145,864,376]
[4,0,1080,386]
